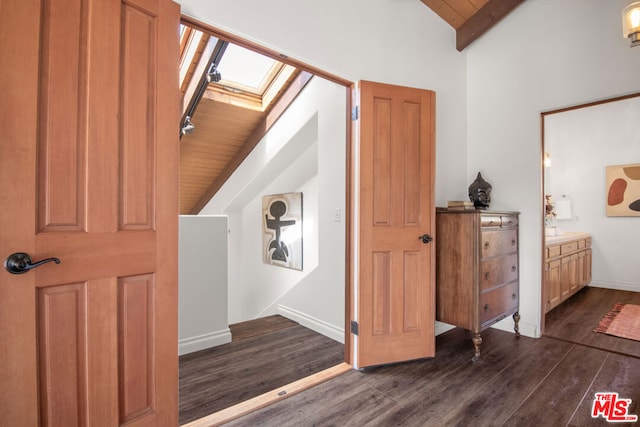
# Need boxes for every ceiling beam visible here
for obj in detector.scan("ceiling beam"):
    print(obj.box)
[456,0,525,51]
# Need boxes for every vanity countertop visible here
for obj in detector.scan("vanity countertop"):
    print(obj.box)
[545,231,591,245]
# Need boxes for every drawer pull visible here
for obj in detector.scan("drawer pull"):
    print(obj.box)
[511,238,516,246]
[483,304,490,312]
[512,293,517,300]
[484,242,490,250]
[484,272,490,280]
[511,265,516,272]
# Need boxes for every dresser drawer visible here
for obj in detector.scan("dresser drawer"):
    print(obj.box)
[480,282,519,325]
[500,215,518,228]
[481,229,518,258]
[480,254,518,290]
[480,215,519,228]
[480,215,502,228]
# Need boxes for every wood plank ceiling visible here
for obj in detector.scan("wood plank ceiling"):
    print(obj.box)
[178,1,524,215]
[178,25,309,215]
[420,0,524,51]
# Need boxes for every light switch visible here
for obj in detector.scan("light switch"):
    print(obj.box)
[334,208,341,222]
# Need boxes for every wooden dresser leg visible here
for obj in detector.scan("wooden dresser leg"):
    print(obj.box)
[513,312,521,337]
[472,333,482,361]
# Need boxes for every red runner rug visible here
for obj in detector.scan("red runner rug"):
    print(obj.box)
[593,303,640,342]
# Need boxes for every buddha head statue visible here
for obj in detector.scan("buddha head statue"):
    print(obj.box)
[468,172,492,209]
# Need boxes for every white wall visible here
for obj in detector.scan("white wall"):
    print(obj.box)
[178,215,231,355]
[200,77,347,341]
[545,95,640,292]
[466,0,640,337]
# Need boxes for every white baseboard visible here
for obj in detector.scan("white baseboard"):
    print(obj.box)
[277,305,345,344]
[435,321,455,336]
[178,328,232,356]
[588,281,640,293]
[491,318,539,338]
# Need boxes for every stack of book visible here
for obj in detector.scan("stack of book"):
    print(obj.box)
[447,200,475,210]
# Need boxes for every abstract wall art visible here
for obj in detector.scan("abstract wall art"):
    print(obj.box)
[262,192,303,270]
[606,164,640,217]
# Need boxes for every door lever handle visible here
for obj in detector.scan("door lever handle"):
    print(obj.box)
[419,234,433,244]
[4,252,61,275]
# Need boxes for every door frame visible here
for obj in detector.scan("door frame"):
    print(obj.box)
[539,91,640,336]
[178,15,356,422]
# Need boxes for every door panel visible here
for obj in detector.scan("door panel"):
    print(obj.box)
[37,0,89,232]
[0,0,180,426]
[357,81,436,368]
[38,283,89,427]
[119,273,156,423]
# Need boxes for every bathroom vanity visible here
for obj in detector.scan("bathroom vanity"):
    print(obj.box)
[543,232,592,313]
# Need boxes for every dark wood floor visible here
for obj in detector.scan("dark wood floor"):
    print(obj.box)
[545,286,640,358]
[228,315,300,342]
[223,287,640,426]
[179,316,344,425]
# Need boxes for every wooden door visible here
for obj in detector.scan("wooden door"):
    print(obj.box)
[0,0,180,425]
[356,81,435,368]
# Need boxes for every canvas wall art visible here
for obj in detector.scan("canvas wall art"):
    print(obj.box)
[606,164,640,217]
[262,192,303,270]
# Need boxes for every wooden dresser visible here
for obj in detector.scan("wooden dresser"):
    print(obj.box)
[436,208,520,360]
[544,232,592,313]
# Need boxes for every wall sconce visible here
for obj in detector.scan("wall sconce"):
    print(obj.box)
[623,2,640,47]
[544,152,551,168]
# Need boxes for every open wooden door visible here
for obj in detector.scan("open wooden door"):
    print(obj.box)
[0,0,180,425]
[355,81,436,368]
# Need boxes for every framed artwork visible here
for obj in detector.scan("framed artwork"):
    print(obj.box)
[606,164,640,217]
[262,192,303,270]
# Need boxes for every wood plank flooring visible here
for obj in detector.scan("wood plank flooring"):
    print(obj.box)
[222,287,640,426]
[229,315,298,342]
[545,286,640,358]
[179,317,344,425]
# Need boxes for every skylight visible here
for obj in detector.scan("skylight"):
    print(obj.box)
[217,44,278,94]
[178,24,298,114]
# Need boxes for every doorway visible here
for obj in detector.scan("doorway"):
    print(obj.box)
[540,93,640,337]
[176,16,354,423]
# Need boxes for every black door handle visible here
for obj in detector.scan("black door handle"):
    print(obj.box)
[419,234,433,244]
[4,252,61,275]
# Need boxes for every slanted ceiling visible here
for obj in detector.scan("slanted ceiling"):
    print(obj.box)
[179,1,524,214]
[178,24,310,215]
[420,0,525,50]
